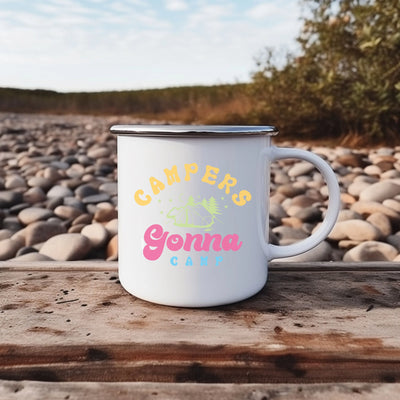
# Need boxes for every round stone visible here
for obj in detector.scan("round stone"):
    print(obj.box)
[15,246,38,257]
[0,237,24,260]
[87,146,111,159]
[47,197,64,210]
[328,219,381,241]
[338,240,362,249]
[0,229,13,241]
[47,185,74,198]
[77,155,92,166]
[62,155,79,165]
[99,182,118,196]
[381,170,400,179]
[82,193,111,204]
[50,161,69,170]
[290,195,316,208]
[105,219,118,236]
[10,203,30,215]
[0,191,23,208]
[336,153,366,168]
[359,181,400,202]
[63,197,85,211]
[340,193,356,204]
[94,207,118,222]
[270,203,287,220]
[351,201,400,221]
[66,164,85,179]
[354,175,379,184]
[343,241,398,262]
[337,210,363,222]
[68,224,85,233]
[382,199,400,213]
[288,162,315,177]
[387,234,400,251]
[25,221,67,246]
[273,171,290,185]
[39,233,92,261]
[43,166,62,182]
[18,207,54,225]
[348,181,370,197]
[276,184,306,198]
[107,235,118,261]
[81,223,108,248]
[364,165,382,176]
[366,212,392,237]
[2,216,23,232]
[23,187,47,204]
[294,207,322,223]
[54,205,84,220]
[272,226,308,244]
[281,216,303,229]
[75,184,99,199]
[72,213,93,226]
[27,176,53,190]
[10,252,54,262]
[5,175,26,189]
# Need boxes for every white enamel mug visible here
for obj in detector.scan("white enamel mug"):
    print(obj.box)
[111,125,340,307]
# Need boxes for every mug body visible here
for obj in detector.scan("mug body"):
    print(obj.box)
[116,131,273,307]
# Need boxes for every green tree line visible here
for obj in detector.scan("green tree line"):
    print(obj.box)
[0,84,250,123]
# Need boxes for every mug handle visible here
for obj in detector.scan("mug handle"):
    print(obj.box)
[262,146,341,261]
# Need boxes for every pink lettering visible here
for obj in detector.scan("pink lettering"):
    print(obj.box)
[202,234,222,251]
[143,224,242,261]
[143,224,168,261]
[167,234,184,251]
[183,234,204,251]
[222,234,242,251]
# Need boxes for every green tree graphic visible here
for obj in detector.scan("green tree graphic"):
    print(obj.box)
[167,196,223,230]
[206,196,221,215]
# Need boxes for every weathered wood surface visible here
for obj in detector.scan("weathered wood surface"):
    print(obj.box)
[1,381,400,400]
[0,261,399,384]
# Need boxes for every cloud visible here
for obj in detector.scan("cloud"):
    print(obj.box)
[164,0,188,11]
[246,2,280,19]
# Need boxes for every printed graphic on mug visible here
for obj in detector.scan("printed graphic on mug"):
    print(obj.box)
[166,195,222,230]
[134,161,251,267]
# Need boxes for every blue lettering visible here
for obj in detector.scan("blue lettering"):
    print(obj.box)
[200,256,208,266]
[170,256,178,266]
[185,256,193,266]
[215,256,223,266]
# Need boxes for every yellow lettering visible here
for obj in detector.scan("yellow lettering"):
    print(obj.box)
[218,173,237,194]
[164,165,181,185]
[184,163,198,181]
[201,165,220,185]
[149,177,165,195]
[232,190,252,206]
[134,189,152,206]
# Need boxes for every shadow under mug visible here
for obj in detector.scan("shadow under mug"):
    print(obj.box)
[111,125,340,307]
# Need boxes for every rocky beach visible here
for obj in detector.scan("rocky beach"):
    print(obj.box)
[0,112,399,263]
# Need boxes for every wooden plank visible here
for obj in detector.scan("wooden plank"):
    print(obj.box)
[2,260,400,273]
[1,381,400,400]
[0,264,400,383]
[0,260,118,272]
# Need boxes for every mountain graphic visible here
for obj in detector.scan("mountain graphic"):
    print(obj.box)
[166,196,221,230]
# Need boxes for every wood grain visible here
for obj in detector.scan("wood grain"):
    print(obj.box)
[1,381,400,400]
[0,262,399,384]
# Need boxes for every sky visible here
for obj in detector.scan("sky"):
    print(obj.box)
[0,0,303,92]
